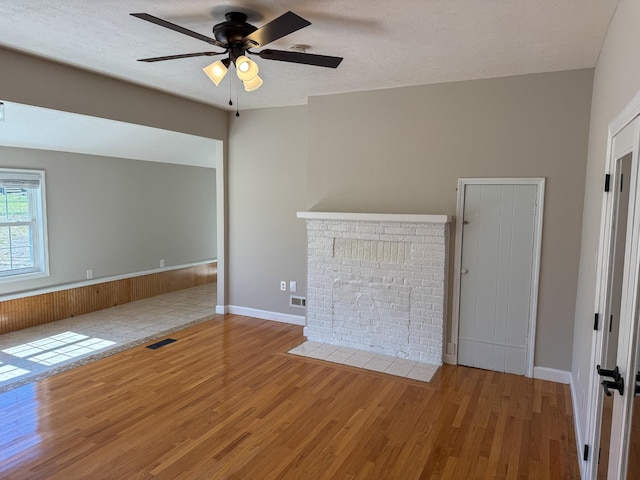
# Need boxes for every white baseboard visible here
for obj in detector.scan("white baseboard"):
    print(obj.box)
[443,353,457,365]
[535,367,584,477]
[533,366,571,384]
[226,305,305,326]
[569,372,586,479]
[215,305,228,314]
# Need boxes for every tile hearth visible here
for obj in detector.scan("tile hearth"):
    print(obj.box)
[288,341,439,382]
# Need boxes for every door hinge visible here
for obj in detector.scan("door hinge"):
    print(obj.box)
[594,313,600,331]
[610,314,613,333]
[605,174,611,192]
[583,444,590,461]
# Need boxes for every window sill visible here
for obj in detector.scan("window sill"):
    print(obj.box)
[0,270,50,284]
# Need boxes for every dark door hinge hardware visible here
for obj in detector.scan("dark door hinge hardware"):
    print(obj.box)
[605,174,611,192]
[583,444,589,461]
[610,314,613,333]
[594,313,599,330]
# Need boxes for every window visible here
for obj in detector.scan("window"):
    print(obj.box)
[0,169,48,280]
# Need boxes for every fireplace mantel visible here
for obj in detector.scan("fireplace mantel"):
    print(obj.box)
[297,211,452,224]
[299,212,451,366]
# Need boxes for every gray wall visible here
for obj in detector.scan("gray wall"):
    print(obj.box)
[228,106,308,315]
[571,0,640,445]
[307,70,593,371]
[227,70,592,371]
[0,146,216,295]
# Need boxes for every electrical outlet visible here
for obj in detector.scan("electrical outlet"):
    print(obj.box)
[86,269,93,280]
[289,281,297,293]
[160,259,165,268]
[280,281,287,291]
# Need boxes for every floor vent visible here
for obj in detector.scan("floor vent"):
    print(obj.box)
[290,296,306,308]
[146,338,177,349]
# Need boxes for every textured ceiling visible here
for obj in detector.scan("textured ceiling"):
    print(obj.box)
[0,0,619,112]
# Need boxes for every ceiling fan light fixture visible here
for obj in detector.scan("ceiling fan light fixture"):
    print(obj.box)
[132,10,344,107]
[202,60,228,86]
[243,75,263,92]
[235,55,259,81]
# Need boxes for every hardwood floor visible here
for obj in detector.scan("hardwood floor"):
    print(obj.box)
[0,314,580,479]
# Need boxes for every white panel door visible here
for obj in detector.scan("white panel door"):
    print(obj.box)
[458,184,537,374]
[605,117,640,480]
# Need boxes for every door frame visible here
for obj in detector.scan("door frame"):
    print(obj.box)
[584,89,640,480]
[449,177,545,378]
[215,139,227,314]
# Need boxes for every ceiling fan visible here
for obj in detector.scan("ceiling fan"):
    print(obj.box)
[130,10,344,93]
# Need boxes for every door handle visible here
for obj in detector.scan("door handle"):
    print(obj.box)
[597,364,625,396]
[602,377,625,396]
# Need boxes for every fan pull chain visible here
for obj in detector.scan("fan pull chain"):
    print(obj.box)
[236,77,240,117]
[229,78,233,106]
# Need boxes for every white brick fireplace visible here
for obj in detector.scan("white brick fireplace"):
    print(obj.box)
[297,212,452,365]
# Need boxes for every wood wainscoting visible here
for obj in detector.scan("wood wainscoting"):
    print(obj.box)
[0,262,217,334]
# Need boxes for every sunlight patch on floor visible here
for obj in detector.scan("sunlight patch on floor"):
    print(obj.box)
[0,363,30,381]
[3,332,116,366]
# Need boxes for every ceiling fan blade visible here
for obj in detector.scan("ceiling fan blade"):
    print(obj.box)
[137,52,225,63]
[258,49,343,68]
[130,13,225,47]
[243,11,311,47]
